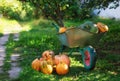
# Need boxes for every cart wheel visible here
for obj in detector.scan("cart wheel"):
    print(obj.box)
[83,46,97,70]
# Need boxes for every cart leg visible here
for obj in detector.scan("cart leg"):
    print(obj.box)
[78,48,84,56]
[68,48,74,55]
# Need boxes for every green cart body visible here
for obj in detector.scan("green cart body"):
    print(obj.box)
[53,23,105,70]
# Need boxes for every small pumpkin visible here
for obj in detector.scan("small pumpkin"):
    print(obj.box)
[31,58,41,71]
[59,27,67,33]
[39,57,44,61]
[53,54,70,66]
[46,58,54,66]
[56,62,69,75]
[42,50,54,60]
[41,60,53,74]
[96,22,108,33]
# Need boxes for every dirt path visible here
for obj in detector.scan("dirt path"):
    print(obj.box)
[8,33,21,80]
[0,33,21,80]
[0,34,9,73]
[0,34,10,80]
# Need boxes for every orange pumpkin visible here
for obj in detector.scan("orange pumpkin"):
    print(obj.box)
[31,58,41,71]
[42,50,54,60]
[56,62,69,75]
[41,60,53,74]
[59,27,67,33]
[96,22,109,33]
[53,54,70,66]
[39,57,44,61]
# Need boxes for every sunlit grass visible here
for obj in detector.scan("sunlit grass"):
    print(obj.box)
[0,18,22,33]
[0,17,34,34]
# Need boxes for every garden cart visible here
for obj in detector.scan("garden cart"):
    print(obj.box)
[52,22,108,70]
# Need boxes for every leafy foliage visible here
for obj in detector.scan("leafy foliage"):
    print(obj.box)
[19,0,119,26]
[0,0,119,25]
[0,0,33,20]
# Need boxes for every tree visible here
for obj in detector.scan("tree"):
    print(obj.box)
[19,0,120,26]
[19,0,79,27]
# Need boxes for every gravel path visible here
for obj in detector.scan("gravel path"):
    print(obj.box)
[0,33,21,80]
[8,33,21,79]
[0,34,9,74]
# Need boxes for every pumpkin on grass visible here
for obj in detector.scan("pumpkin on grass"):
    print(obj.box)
[56,62,69,75]
[32,51,70,75]
[42,50,55,60]
[31,58,41,71]
[41,60,53,74]
[53,54,71,66]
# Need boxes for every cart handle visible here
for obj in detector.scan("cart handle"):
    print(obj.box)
[52,23,59,32]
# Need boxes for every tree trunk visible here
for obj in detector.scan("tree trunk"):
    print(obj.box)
[53,4,64,27]
[52,17,64,27]
[34,8,40,19]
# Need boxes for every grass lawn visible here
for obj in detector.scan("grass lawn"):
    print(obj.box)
[1,17,120,81]
[0,33,3,37]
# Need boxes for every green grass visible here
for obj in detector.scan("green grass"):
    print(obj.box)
[0,18,25,33]
[2,17,120,81]
[0,33,3,37]
[3,34,15,71]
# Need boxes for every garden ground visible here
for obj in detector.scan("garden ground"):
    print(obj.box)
[0,17,120,81]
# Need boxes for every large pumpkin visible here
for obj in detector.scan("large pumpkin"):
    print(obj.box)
[31,58,41,71]
[53,54,70,66]
[41,60,53,74]
[96,22,108,33]
[56,62,69,75]
[42,50,54,60]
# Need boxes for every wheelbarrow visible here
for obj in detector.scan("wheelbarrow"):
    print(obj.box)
[52,23,107,70]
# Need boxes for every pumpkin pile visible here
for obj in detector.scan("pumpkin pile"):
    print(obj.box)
[31,50,70,75]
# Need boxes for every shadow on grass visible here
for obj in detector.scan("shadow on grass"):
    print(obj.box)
[0,72,9,81]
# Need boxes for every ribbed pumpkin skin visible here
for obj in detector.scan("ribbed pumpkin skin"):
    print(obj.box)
[31,58,41,71]
[41,61,53,74]
[42,50,54,60]
[59,27,67,33]
[54,54,70,66]
[97,22,108,33]
[56,62,69,75]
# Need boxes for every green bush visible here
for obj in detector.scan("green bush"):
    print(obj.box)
[0,0,34,21]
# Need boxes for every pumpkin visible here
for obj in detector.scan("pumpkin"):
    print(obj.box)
[31,58,41,71]
[96,22,108,33]
[53,54,70,66]
[41,60,53,74]
[42,50,54,60]
[39,57,44,61]
[59,27,67,33]
[56,62,69,75]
